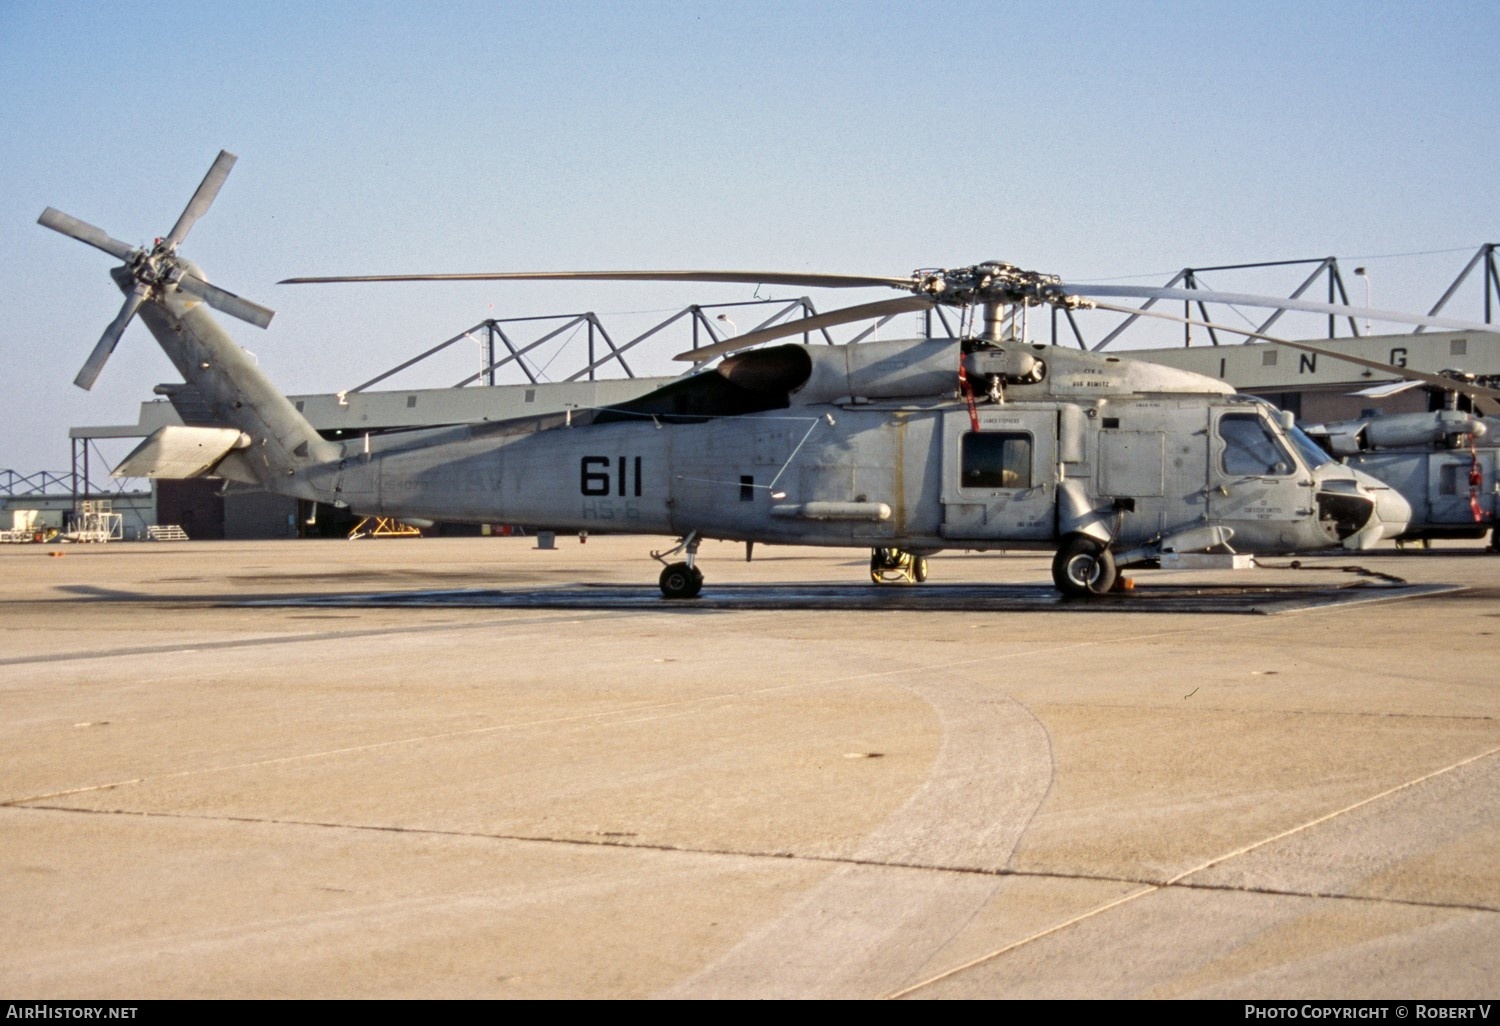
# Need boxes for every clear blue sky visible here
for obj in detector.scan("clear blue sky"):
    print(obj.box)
[2,0,1496,473]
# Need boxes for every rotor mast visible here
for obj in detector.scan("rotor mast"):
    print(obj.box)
[981,299,1007,343]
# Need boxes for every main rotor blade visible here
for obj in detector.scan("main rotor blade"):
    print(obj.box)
[279,269,917,289]
[673,296,933,362]
[176,272,275,328]
[1088,300,1500,409]
[74,285,147,390]
[1062,284,1497,334]
[164,150,237,250]
[38,208,136,262]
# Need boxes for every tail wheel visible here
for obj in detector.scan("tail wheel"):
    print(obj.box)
[1051,536,1118,597]
[659,562,704,599]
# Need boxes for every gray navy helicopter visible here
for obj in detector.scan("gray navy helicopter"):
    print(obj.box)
[41,152,1500,598]
[1300,373,1500,550]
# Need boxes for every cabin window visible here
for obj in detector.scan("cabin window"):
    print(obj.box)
[1218,412,1294,476]
[961,432,1031,489]
[1439,463,1468,496]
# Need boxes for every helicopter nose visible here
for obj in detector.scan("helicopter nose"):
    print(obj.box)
[1312,467,1412,551]
[1375,480,1414,539]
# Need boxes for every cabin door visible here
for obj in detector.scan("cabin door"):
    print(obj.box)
[1427,451,1490,527]
[940,409,1057,541]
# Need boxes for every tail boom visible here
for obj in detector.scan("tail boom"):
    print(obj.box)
[133,275,342,501]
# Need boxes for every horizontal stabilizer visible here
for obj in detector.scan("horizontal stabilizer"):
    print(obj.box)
[114,425,251,479]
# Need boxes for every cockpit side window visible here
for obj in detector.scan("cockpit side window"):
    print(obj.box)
[1285,423,1333,469]
[1218,412,1295,476]
[961,432,1032,489]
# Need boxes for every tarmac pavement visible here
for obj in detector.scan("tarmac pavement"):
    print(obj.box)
[1,535,1496,999]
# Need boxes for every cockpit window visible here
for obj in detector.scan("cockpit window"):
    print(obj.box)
[1286,423,1333,469]
[1218,412,1296,476]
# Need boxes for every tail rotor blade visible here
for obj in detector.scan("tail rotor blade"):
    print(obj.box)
[38,208,136,262]
[164,150,237,249]
[74,286,147,390]
[177,272,275,328]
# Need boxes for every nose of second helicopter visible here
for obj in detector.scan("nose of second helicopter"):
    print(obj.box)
[1343,467,1413,550]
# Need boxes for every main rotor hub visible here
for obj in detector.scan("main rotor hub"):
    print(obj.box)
[912,262,1093,311]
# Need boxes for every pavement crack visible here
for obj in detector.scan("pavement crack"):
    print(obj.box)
[11,803,1496,918]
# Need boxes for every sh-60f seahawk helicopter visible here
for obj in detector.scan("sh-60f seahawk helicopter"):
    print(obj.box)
[1300,372,1500,549]
[45,151,1497,598]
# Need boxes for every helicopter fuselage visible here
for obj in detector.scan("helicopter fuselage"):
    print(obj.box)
[319,337,1405,569]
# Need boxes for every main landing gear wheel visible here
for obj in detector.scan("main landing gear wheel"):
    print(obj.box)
[1051,536,1118,597]
[659,562,704,599]
[870,547,929,585]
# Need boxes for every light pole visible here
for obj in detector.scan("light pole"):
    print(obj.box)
[1354,267,1371,335]
[716,313,736,338]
